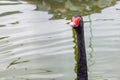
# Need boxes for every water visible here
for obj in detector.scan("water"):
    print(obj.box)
[0,0,120,80]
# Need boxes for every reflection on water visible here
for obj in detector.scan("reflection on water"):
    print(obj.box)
[23,0,116,19]
[0,0,120,80]
[87,15,95,79]
[72,28,78,73]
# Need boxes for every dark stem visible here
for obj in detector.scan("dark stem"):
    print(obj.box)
[74,19,88,80]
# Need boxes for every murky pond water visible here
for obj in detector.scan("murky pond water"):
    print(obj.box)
[0,0,120,80]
